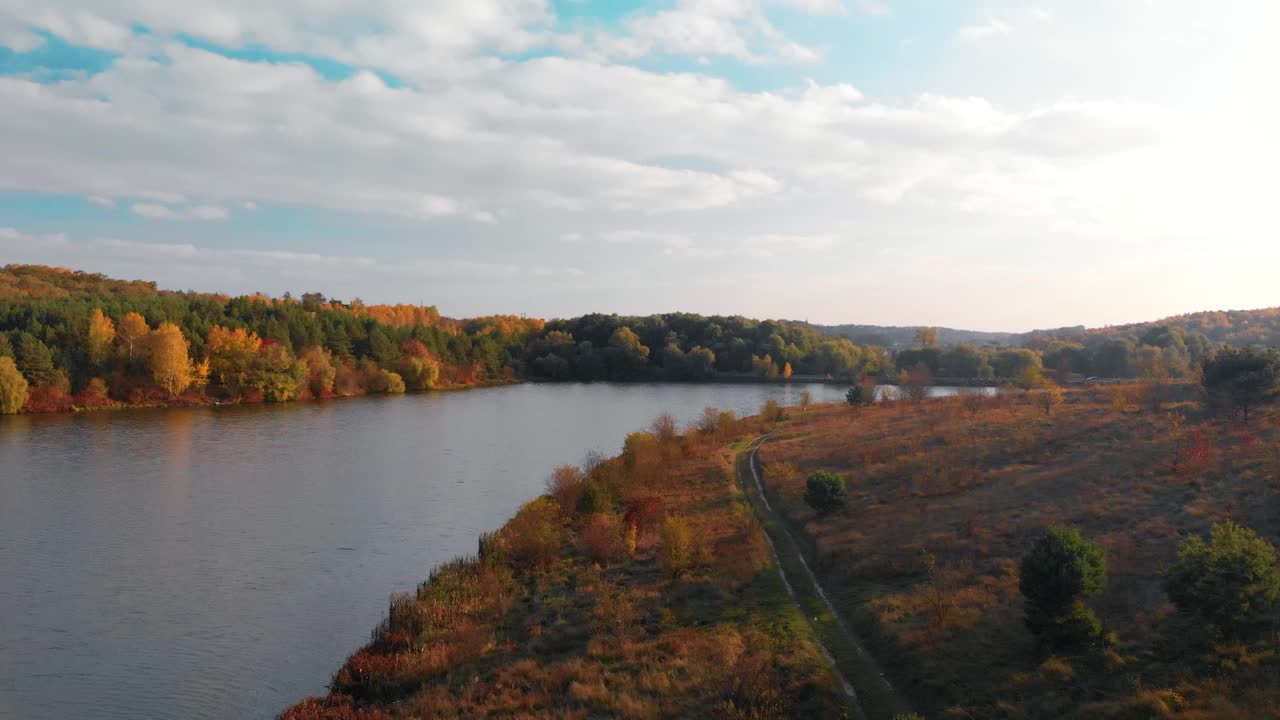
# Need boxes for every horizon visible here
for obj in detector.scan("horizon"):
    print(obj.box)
[2,1,1278,328]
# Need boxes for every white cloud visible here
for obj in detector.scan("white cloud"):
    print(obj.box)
[188,204,230,220]
[130,202,177,219]
[87,195,116,208]
[130,201,230,221]
[587,0,831,64]
[851,0,891,17]
[957,17,1012,44]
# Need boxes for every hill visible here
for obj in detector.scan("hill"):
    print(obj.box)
[1090,307,1280,347]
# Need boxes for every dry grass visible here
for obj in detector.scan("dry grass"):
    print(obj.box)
[756,384,1280,719]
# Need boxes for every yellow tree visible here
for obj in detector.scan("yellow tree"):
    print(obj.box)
[0,356,29,414]
[149,323,193,395]
[118,312,149,359]
[782,361,793,379]
[204,325,262,397]
[87,308,116,366]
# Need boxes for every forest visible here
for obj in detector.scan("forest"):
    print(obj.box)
[0,262,1275,415]
[0,264,541,413]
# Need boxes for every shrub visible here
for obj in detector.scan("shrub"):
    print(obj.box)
[803,471,847,516]
[546,465,586,512]
[499,497,563,570]
[576,482,614,516]
[659,516,709,579]
[845,381,874,406]
[651,413,678,445]
[1019,527,1107,646]
[382,371,406,394]
[581,513,627,566]
[761,399,786,422]
[1164,521,1280,638]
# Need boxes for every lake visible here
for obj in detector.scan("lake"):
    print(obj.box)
[0,382,987,720]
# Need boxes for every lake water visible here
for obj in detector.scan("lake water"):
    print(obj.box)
[0,382,992,720]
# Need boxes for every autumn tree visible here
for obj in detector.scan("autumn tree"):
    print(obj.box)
[0,356,29,413]
[752,354,780,380]
[204,325,263,398]
[608,326,650,377]
[86,308,116,366]
[257,343,307,402]
[117,311,149,360]
[915,327,939,348]
[900,362,931,402]
[298,346,337,397]
[782,361,793,379]
[149,323,193,396]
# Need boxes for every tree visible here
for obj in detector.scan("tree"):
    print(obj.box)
[915,327,939,348]
[846,376,877,406]
[0,356,29,413]
[299,346,337,397]
[398,355,440,391]
[900,362,931,402]
[608,326,650,377]
[804,471,848,516]
[1201,346,1280,422]
[86,308,116,367]
[1019,527,1107,646]
[684,346,716,380]
[149,323,193,396]
[257,343,307,402]
[1036,383,1065,415]
[1015,364,1044,390]
[14,332,56,385]
[1164,521,1280,639]
[782,361,793,379]
[204,326,263,398]
[993,348,1042,380]
[118,311,149,360]
[752,354,780,380]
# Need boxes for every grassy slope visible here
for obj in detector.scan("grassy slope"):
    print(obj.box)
[281,420,851,719]
[757,387,1280,719]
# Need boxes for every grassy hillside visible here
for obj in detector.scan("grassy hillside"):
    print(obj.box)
[281,409,851,720]
[756,388,1280,719]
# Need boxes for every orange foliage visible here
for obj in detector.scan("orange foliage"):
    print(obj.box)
[359,304,444,329]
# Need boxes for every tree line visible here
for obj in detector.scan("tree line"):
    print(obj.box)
[524,312,887,382]
[0,265,541,413]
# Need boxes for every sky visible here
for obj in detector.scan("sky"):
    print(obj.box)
[0,1,1277,330]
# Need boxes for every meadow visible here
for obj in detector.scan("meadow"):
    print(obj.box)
[759,384,1280,719]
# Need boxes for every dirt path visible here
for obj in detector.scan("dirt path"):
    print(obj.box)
[737,435,912,720]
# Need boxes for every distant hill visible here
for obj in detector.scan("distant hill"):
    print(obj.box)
[817,306,1280,351]
[813,323,1088,349]
[1088,308,1280,347]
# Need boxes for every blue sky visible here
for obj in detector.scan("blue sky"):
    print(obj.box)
[1,1,1277,329]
